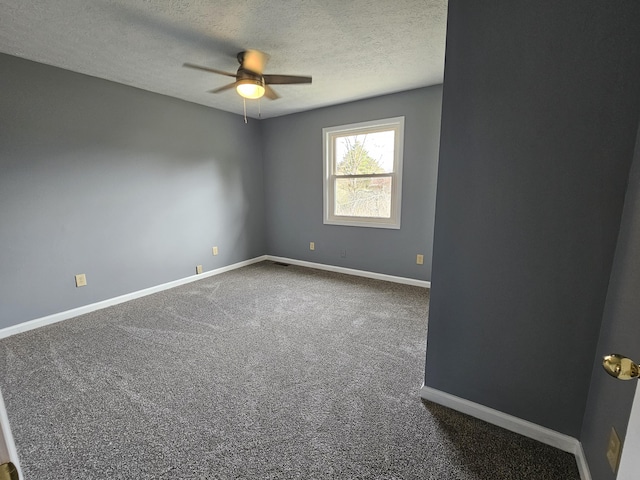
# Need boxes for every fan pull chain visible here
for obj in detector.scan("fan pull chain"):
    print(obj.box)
[243,98,248,124]
[258,98,262,119]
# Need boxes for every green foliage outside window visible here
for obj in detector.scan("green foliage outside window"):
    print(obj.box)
[335,137,392,218]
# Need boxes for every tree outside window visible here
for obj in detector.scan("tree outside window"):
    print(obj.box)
[335,136,391,218]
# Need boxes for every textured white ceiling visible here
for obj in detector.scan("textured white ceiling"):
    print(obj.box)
[0,0,448,119]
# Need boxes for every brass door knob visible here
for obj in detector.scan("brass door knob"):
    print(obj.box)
[602,354,640,380]
[0,462,18,480]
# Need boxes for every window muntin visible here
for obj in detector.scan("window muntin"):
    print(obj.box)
[323,117,404,229]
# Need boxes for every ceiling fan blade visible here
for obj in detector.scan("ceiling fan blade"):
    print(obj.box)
[241,49,270,74]
[183,63,236,77]
[208,82,237,94]
[264,84,280,100]
[263,74,312,85]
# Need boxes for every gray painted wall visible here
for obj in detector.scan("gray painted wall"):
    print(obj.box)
[581,123,640,480]
[0,53,266,328]
[426,1,640,437]
[262,87,442,280]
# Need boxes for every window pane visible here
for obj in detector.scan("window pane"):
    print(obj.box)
[335,177,392,218]
[334,130,395,175]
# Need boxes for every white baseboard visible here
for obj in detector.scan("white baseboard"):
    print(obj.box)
[574,442,592,480]
[0,256,268,341]
[265,255,431,288]
[0,255,428,340]
[420,385,591,480]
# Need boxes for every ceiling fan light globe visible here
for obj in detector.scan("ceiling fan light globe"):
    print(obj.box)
[236,80,265,99]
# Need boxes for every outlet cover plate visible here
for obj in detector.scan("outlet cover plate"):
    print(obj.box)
[607,427,622,473]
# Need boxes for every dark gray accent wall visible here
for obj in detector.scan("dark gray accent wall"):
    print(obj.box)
[0,53,266,328]
[426,1,640,437]
[261,87,442,280]
[581,123,640,480]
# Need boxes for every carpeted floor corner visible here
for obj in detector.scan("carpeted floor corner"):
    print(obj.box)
[0,261,580,479]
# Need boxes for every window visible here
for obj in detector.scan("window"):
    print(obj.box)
[323,117,404,229]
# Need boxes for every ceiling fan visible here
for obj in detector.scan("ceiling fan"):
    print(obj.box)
[183,49,312,101]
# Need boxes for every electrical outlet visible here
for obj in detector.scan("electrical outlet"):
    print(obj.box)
[416,254,424,265]
[75,274,87,287]
[212,246,218,256]
[606,427,622,473]
[196,265,203,274]
[310,242,315,251]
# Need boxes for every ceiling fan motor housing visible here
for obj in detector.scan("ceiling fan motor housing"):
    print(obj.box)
[236,68,264,85]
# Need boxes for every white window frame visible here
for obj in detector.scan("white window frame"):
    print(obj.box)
[323,116,405,229]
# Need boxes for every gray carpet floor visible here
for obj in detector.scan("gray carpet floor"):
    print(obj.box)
[0,261,580,479]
